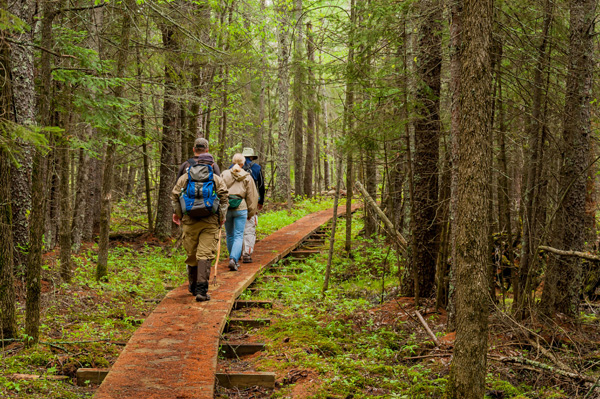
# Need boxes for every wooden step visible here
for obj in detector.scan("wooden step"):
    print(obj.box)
[76,368,109,386]
[233,300,272,309]
[216,372,276,389]
[225,318,270,332]
[219,342,265,358]
[246,287,281,294]
[290,250,320,258]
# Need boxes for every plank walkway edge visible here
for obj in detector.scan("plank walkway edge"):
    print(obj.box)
[94,204,359,399]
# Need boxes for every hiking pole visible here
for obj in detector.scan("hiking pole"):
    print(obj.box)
[213,227,222,286]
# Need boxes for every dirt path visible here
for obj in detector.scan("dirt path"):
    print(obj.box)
[93,205,357,399]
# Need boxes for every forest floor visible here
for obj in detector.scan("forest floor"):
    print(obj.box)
[2,197,600,398]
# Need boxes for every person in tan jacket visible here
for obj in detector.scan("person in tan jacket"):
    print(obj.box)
[171,159,229,302]
[221,153,259,271]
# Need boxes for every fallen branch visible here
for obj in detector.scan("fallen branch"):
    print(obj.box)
[402,353,451,361]
[492,356,596,384]
[10,374,69,381]
[355,181,408,256]
[415,310,441,347]
[539,245,600,262]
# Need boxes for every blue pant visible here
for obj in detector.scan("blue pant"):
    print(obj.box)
[225,209,248,262]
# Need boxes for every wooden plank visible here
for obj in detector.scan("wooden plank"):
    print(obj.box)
[216,372,276,389]
[233,300,272,309]
[225,318,271,332]
[219,342,266,358]
[290,250,320,258]
[76,368,109,386]
[246,287,281,294]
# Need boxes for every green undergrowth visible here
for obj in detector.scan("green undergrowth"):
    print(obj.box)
[2,244,187,398]
[234,212,564,399]
[2,196,338,398]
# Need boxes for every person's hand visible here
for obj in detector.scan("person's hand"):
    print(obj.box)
[172,214,181,226]
[220,219,226,226]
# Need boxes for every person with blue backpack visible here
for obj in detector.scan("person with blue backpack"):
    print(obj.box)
[171,138,229,302]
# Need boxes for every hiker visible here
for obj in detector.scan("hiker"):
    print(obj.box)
[221,153,259,271]
[177,138,221,179]
[236,147,265,264]
[171,139,229,302]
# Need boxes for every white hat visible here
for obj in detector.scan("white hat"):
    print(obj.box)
[241,147,257,159]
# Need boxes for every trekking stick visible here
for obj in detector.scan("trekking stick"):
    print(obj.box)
[213,228,222,285]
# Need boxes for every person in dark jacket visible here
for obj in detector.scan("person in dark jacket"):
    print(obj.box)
[238,148,265,263]
[177,138,221,180]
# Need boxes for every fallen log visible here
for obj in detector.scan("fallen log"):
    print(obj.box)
[355,181,408,256]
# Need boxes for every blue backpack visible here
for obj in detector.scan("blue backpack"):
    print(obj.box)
[179,159,219,219]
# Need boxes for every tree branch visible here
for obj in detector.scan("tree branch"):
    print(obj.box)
[539,245,600,262]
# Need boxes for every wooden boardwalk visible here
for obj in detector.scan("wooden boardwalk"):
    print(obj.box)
[94,205,357,399]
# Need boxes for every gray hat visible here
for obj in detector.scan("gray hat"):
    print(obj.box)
[241,147,257,159]
[194,137,208,149]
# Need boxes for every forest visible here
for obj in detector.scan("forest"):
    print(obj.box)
[2,0,600,397]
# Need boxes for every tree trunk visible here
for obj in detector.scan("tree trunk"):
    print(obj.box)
[344,0,356,253]
[445,0,462,332]
[0,7,17,336]
[9,0,37,271]
[411,0,442,300]
[96,1,132,280]
[303,22,316,198]
[515,0,553,317]
[448,0,493,396]
[58,133,72,282]
[274,0,291,203]
[540,0,595,318]
[71,131,89,253]
[154,24,178,239]
[292,0,304,197]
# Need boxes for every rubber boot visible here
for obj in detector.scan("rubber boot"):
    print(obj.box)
[195,260,211,302]
[187,265,198,296]
[195,282,211,302]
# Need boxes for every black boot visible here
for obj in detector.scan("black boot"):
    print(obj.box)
[195,282,211,302]
[187,265,198,295]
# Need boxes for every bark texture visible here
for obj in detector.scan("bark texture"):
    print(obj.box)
[411,0,442,300]
[448,0,493,396]
[96,2,132,280]
[292,0,304,197]
[303,22,316,198]
[154,24,178,239]
[8,0,37,269]
[0,11,17,336]
[540,0,596,317]
[274,1,291,203]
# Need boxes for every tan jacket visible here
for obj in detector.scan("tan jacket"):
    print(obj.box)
[171,172,229,225]
[221,165,259,218]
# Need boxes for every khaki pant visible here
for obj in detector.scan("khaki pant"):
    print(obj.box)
[182,216,220,266]
[242,215,257,256]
